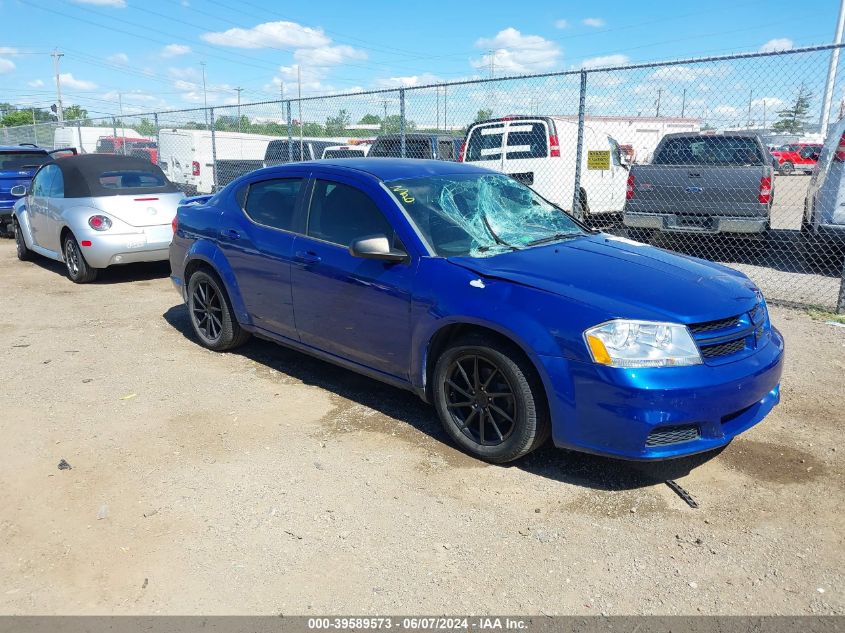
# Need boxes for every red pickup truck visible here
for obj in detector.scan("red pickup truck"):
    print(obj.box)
[770,142,821,175]
[95,136,158,165]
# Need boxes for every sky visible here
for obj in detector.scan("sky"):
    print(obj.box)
[0,0,842,127]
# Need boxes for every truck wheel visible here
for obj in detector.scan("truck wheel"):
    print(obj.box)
[779,161,794,176]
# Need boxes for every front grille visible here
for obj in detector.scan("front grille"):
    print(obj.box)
[700,338,747,358]
[689,316,741,334]
[645,424,700,447]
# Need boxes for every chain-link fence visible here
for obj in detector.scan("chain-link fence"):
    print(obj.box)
[3,44,845,312]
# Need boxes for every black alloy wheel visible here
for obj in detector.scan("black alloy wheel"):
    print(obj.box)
[444,353,518,446]
[190,277,224,343]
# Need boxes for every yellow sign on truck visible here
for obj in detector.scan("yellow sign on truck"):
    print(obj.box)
[587,150,611,170]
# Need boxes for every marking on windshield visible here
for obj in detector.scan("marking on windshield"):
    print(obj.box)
[390,185,414,204]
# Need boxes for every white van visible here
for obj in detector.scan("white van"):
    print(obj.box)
[460,116,629,218]
[802,117,845,269]
[158,129,277,195]
[53,126,143,154]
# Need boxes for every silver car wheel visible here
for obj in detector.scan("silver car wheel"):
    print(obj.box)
[65,239,80,277]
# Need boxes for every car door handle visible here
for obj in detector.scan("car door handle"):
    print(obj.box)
[294,250,321,265]
[219,229,241,240]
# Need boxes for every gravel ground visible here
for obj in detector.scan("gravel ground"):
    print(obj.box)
[0,239,842,615]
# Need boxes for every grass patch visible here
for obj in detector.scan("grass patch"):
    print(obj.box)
[807,307,845,324]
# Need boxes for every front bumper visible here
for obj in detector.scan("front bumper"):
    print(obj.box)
[540,327,784,460]
[77,224,173,268]
[624,211,768,234]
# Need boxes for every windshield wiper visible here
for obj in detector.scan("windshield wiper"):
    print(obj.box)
[526,232,582,247]
[481,212,519,250]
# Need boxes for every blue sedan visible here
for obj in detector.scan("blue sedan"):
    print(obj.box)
[169,158,784,463]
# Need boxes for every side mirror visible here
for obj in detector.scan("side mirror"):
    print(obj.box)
[10,185,27,197]
[349,234,408,262]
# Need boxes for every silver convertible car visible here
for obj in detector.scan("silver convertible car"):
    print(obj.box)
[11,154,184,283]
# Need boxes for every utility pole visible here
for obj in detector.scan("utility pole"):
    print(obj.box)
[32,108,38,145]
[51,48,64,125]
[655,88,662,117]
[235,87,243,133]
[200,62,208,129]
[297,64,303,159]
[747,89,754,128]
[279,81,284,101]
[681,88,687,118]
[821,0,845,133]
[763,99,768,130]
[381,99,389,133]
[118,92,126,152]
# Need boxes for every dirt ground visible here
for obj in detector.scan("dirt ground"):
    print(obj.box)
[0,239,842,616]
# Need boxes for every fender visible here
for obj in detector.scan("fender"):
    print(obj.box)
[183,238,253,328]
[12,199,35,250]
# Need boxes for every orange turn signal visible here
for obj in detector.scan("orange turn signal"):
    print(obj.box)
[587,335,612,365]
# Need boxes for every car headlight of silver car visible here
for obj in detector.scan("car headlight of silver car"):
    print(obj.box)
[584,320,702,368]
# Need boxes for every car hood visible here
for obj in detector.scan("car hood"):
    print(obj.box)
[448,233,759,324]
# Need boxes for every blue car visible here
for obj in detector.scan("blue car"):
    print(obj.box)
[169,158,784,463]
[0,144,75,235]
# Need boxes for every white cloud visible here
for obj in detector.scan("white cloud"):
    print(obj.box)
[59,73,97,90]
[583,18,605,28]
[107,52,129,65]
[581,54,629,69]
[554,19,568,29]
[0,47,18,55]
[71,0,126,6]
[0,58,16,74]
[472,28,561,74]
[759,38,793,53]
[293,44,366,67]
[648,64,731,82]
[751,96,784,109]
[28,79,44,88]
[713,105,739,117]
[202,21,329,49]
[167,66,200,81]
[161,44,191,58]
[375,73,442,88]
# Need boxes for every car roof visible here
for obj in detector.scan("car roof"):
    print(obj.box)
[281,157,494,181]
[54,153,179,198]
[0,145,49,153]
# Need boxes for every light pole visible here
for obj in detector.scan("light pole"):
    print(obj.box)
[821,0,845,133]
[51,48,64,125]
[235,87,243,133]
[200,62,208,129]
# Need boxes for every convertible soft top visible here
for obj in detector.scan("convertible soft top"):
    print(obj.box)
[56,154,180,198]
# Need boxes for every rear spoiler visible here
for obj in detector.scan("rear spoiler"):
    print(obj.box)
[179,194,214,207]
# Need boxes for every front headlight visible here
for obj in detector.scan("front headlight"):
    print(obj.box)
[584,319,702,368]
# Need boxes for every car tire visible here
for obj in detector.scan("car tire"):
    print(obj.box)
[801,223,845,273]
[14,218,33,261]
[63,233,98,283]
[779,161,794,176]
[186,269,250,351]
[432,335,550,463]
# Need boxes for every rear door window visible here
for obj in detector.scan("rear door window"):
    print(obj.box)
[465,124,504,162]
[0,151,51,170]
[654,137,763,166]
[266,141,305,162]
[505,122,548,160]
[369,138,431,158]
[244,178,303,232]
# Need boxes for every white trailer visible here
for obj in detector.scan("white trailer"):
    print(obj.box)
[53,126,143,154]
[553,116,701,163]
[157,129,278,194]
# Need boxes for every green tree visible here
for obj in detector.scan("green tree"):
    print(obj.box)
[474,108,493,122]
[381,114,416,134]
[325,109,351,136]
[358,113,381,125]
[0,109,36,127]
[63,105,90,124]
[772,84,812,134]
[136,118,158,136]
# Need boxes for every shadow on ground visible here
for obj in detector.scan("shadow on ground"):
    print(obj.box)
[163,303,721,492]
[23,256,171,284]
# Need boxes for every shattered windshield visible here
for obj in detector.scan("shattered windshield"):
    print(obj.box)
[386,173,584,257]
